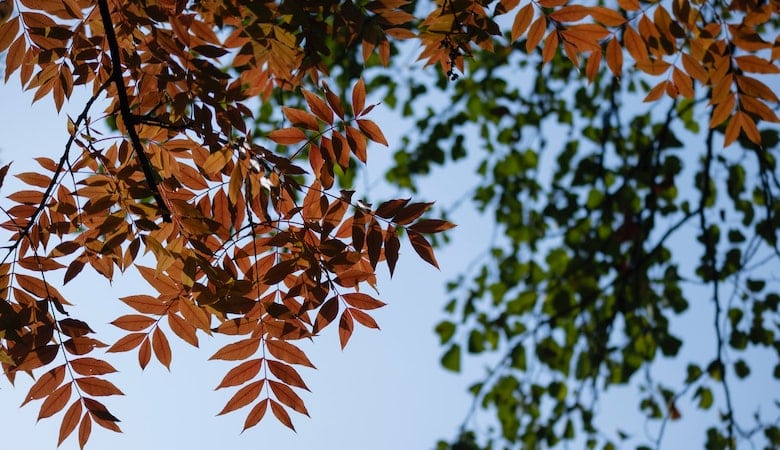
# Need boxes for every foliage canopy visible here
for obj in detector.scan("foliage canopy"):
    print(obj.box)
[0,0,778,449]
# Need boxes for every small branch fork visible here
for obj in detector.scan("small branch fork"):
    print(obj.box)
[97,0,172,222]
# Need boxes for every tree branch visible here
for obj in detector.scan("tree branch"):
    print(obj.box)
[97,0,172,222]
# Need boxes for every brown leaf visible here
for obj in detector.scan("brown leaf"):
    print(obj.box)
[270,399,296,430]
[606,37,623,77]
[210,338,261,361]
[75,377,124,396]
[22,364,66,406]
[349,308,380,330]
[367,217,383,269]
[374,198,410,219]
[511,3,534,42]
[268,127,308,145]
[269,380,309,416]
[303,90,333,125]
[78,413,92,449]
[152,327,172,369]
[313,296,339,333]
[243,399,269,431]
[119,295,168,315]
[384,225,400,277]
[138,338,151,369]
[218,380,265,415]
[216,359,263,390]
[342,293,387,310]
[267,360,309,390]
[526,16,547,53]
[107,333,146,353]
[352,78,366,116]
[408,219,456,234]
[357,119,388,146]
[589,6,626,26]
[38,382,72,420]
[283,107,320,131]
[266,339,315,368]
[393,201,434,225]
[58,400,82,446]
[339,310,354,349]
[550,5,590,22]
[70,358,118,376]
[111,314,155,332]
[408,230,439,269]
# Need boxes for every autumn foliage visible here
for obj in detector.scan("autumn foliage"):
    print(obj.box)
[0,0,777,448]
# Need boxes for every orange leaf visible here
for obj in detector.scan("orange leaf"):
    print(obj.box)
[78,413,92,449]
[342,292,387,310]
[58,400,82,446]
[201,146,232,175]
[218,380,265,415]
[644,80,668,102]
[606,37,623,77]
[724,112,741,146]
[736,75,779,102]
[0,17,19,54]
[303,90,334,125]
[357,119,388,146]
[267,360,309,390]
[216,359,263,390]
[550,5,590,23]
[107,332,146,353]
[542,30,559,64]
[138,338,151,369]
[283,107,319,131]
[268,127,308,145]
[672,66,694,98]
[210,337,261,361]
[408,230,439,269]
[617,0,640,11]
[526,16,547,53]
[589,6,626,26]
[741,95,780,123]
[111,314,156,332]
[15,171,52,188]
[623,26,648,62]
[511,4,534,42]
[585,50,601,83]
[22,364,65,406]
[243,399,269,431]
[352,78,366,115]
[349,308,381,330]
[167,312,199,347]
[266,339,315,368]
[269,380,309,416]
[75,377,124,396]
[119,295,168,315]
[681,52,708,83]
[270,399,295,431]
[339,309,354,349]
[70,358,118,376]
[38,382,72,420]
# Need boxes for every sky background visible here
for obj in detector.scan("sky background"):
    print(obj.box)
[0,46,777,449]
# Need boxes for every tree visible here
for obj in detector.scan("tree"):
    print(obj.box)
[0,0,777,449]
[0,0,451,447]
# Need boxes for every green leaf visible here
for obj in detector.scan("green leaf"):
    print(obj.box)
[441,344,461,372]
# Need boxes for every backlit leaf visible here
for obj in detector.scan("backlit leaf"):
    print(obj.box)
[269,380,309,416]
[266,339,315,368]
[210,338,261,361]
[216,359,263,390]
[75,377,124,396]
[58,401,82,446]
[409,230,439,269]
[218,380,264,415]
[38,382,72,420]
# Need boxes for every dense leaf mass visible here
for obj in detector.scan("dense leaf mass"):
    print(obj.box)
[0,0,778,448]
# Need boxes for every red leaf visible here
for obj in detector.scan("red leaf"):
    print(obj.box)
[374,198,410,219]
[408,230,439,269]
[216,359,263,390]
[366,218,383,269]
[266,339,315,368]
[393,202,434,225]
[218,380,264,415]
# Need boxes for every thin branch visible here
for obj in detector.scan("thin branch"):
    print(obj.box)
[97,0,171,222]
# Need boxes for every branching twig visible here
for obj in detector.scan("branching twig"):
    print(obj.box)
[97,0,172,222]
